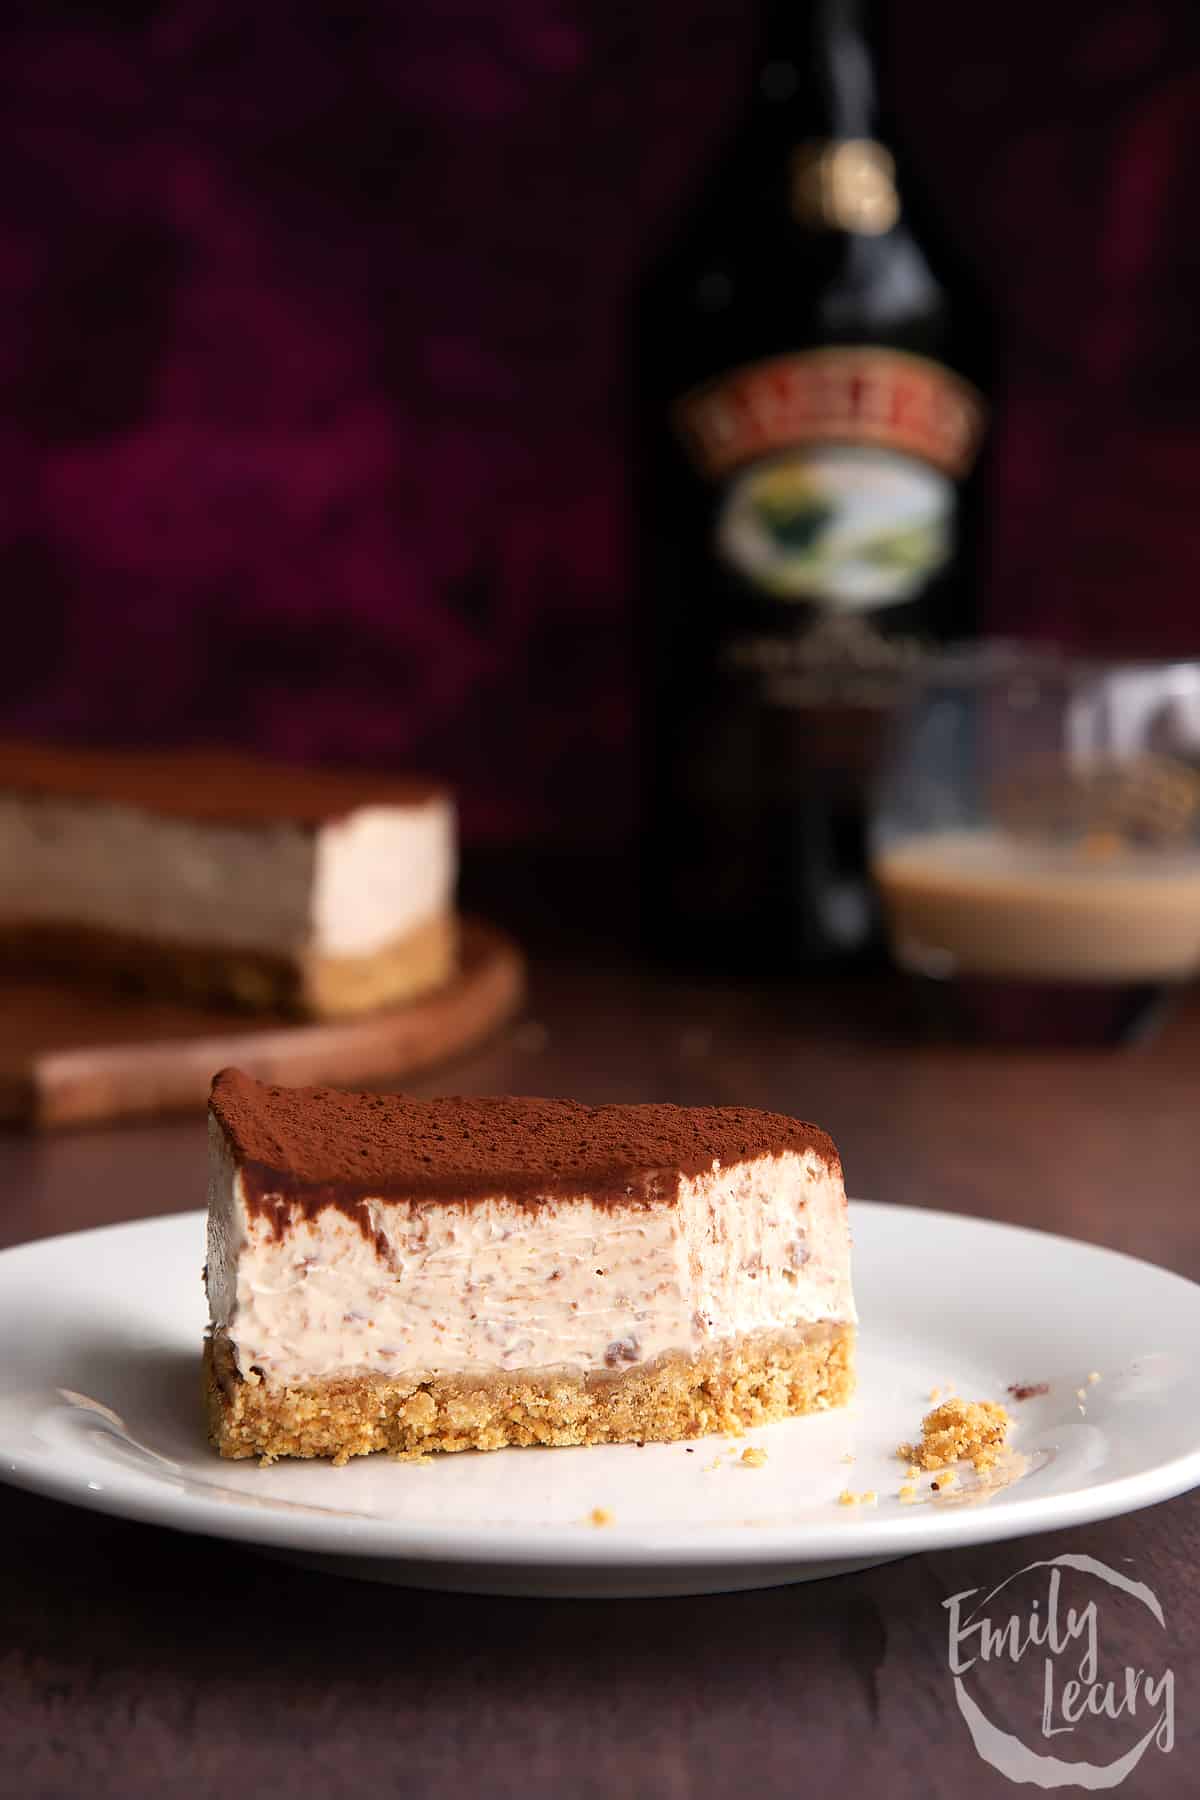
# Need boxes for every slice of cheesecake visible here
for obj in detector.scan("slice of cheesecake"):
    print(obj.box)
[0,742,456,1017]
[204,1068,856,1462]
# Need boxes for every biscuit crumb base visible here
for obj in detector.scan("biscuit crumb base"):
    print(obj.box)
[205,1321,855,1462]
[899,1397,1011,1474]
[17,910,457,1019]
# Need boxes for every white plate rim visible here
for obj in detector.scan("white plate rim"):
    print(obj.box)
[1,1201,1199,1570]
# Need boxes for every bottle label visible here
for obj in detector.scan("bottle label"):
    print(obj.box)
[675,346,982,483]
[675,346,984,613]
[716,445,951,606]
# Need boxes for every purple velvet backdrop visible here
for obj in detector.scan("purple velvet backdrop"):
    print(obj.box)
[2,3,1198,843]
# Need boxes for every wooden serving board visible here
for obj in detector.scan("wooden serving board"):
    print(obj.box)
[0,917,524,1130]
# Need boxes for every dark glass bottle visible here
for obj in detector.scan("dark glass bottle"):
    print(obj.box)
[637,0,987,970]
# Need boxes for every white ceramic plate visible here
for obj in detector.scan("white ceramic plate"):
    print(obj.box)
[1,1203,1198,1598]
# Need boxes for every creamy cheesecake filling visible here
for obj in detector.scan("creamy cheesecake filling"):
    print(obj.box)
[207,1122,854,1383]
[311,802,455,957]
[0,792,454,959]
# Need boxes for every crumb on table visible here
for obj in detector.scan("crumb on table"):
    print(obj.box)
[898,1484,917,1504]
[837,1488,877,1507]
[899,1397,1011,1474]
[740,1446,768,1468]
[588,1507,614,1528]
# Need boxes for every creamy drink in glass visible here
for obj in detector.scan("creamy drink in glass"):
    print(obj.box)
[870,649,1200,1044]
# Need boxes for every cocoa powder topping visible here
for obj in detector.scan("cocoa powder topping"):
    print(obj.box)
[210,1068,841,1225]
[0,741,443,825]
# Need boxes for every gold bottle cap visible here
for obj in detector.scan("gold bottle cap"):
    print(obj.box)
[791,138,900,235]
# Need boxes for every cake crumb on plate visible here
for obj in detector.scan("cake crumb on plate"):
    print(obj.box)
[588,1507,614,1527]
[899,1397,1011,1474]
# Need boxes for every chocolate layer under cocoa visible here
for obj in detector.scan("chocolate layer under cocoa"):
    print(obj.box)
[211,1068,841,1228]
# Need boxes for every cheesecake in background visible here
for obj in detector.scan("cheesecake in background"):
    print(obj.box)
[0,743,456,1017]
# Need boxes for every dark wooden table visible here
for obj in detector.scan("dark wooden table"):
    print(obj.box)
[2,939,1198,1798]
